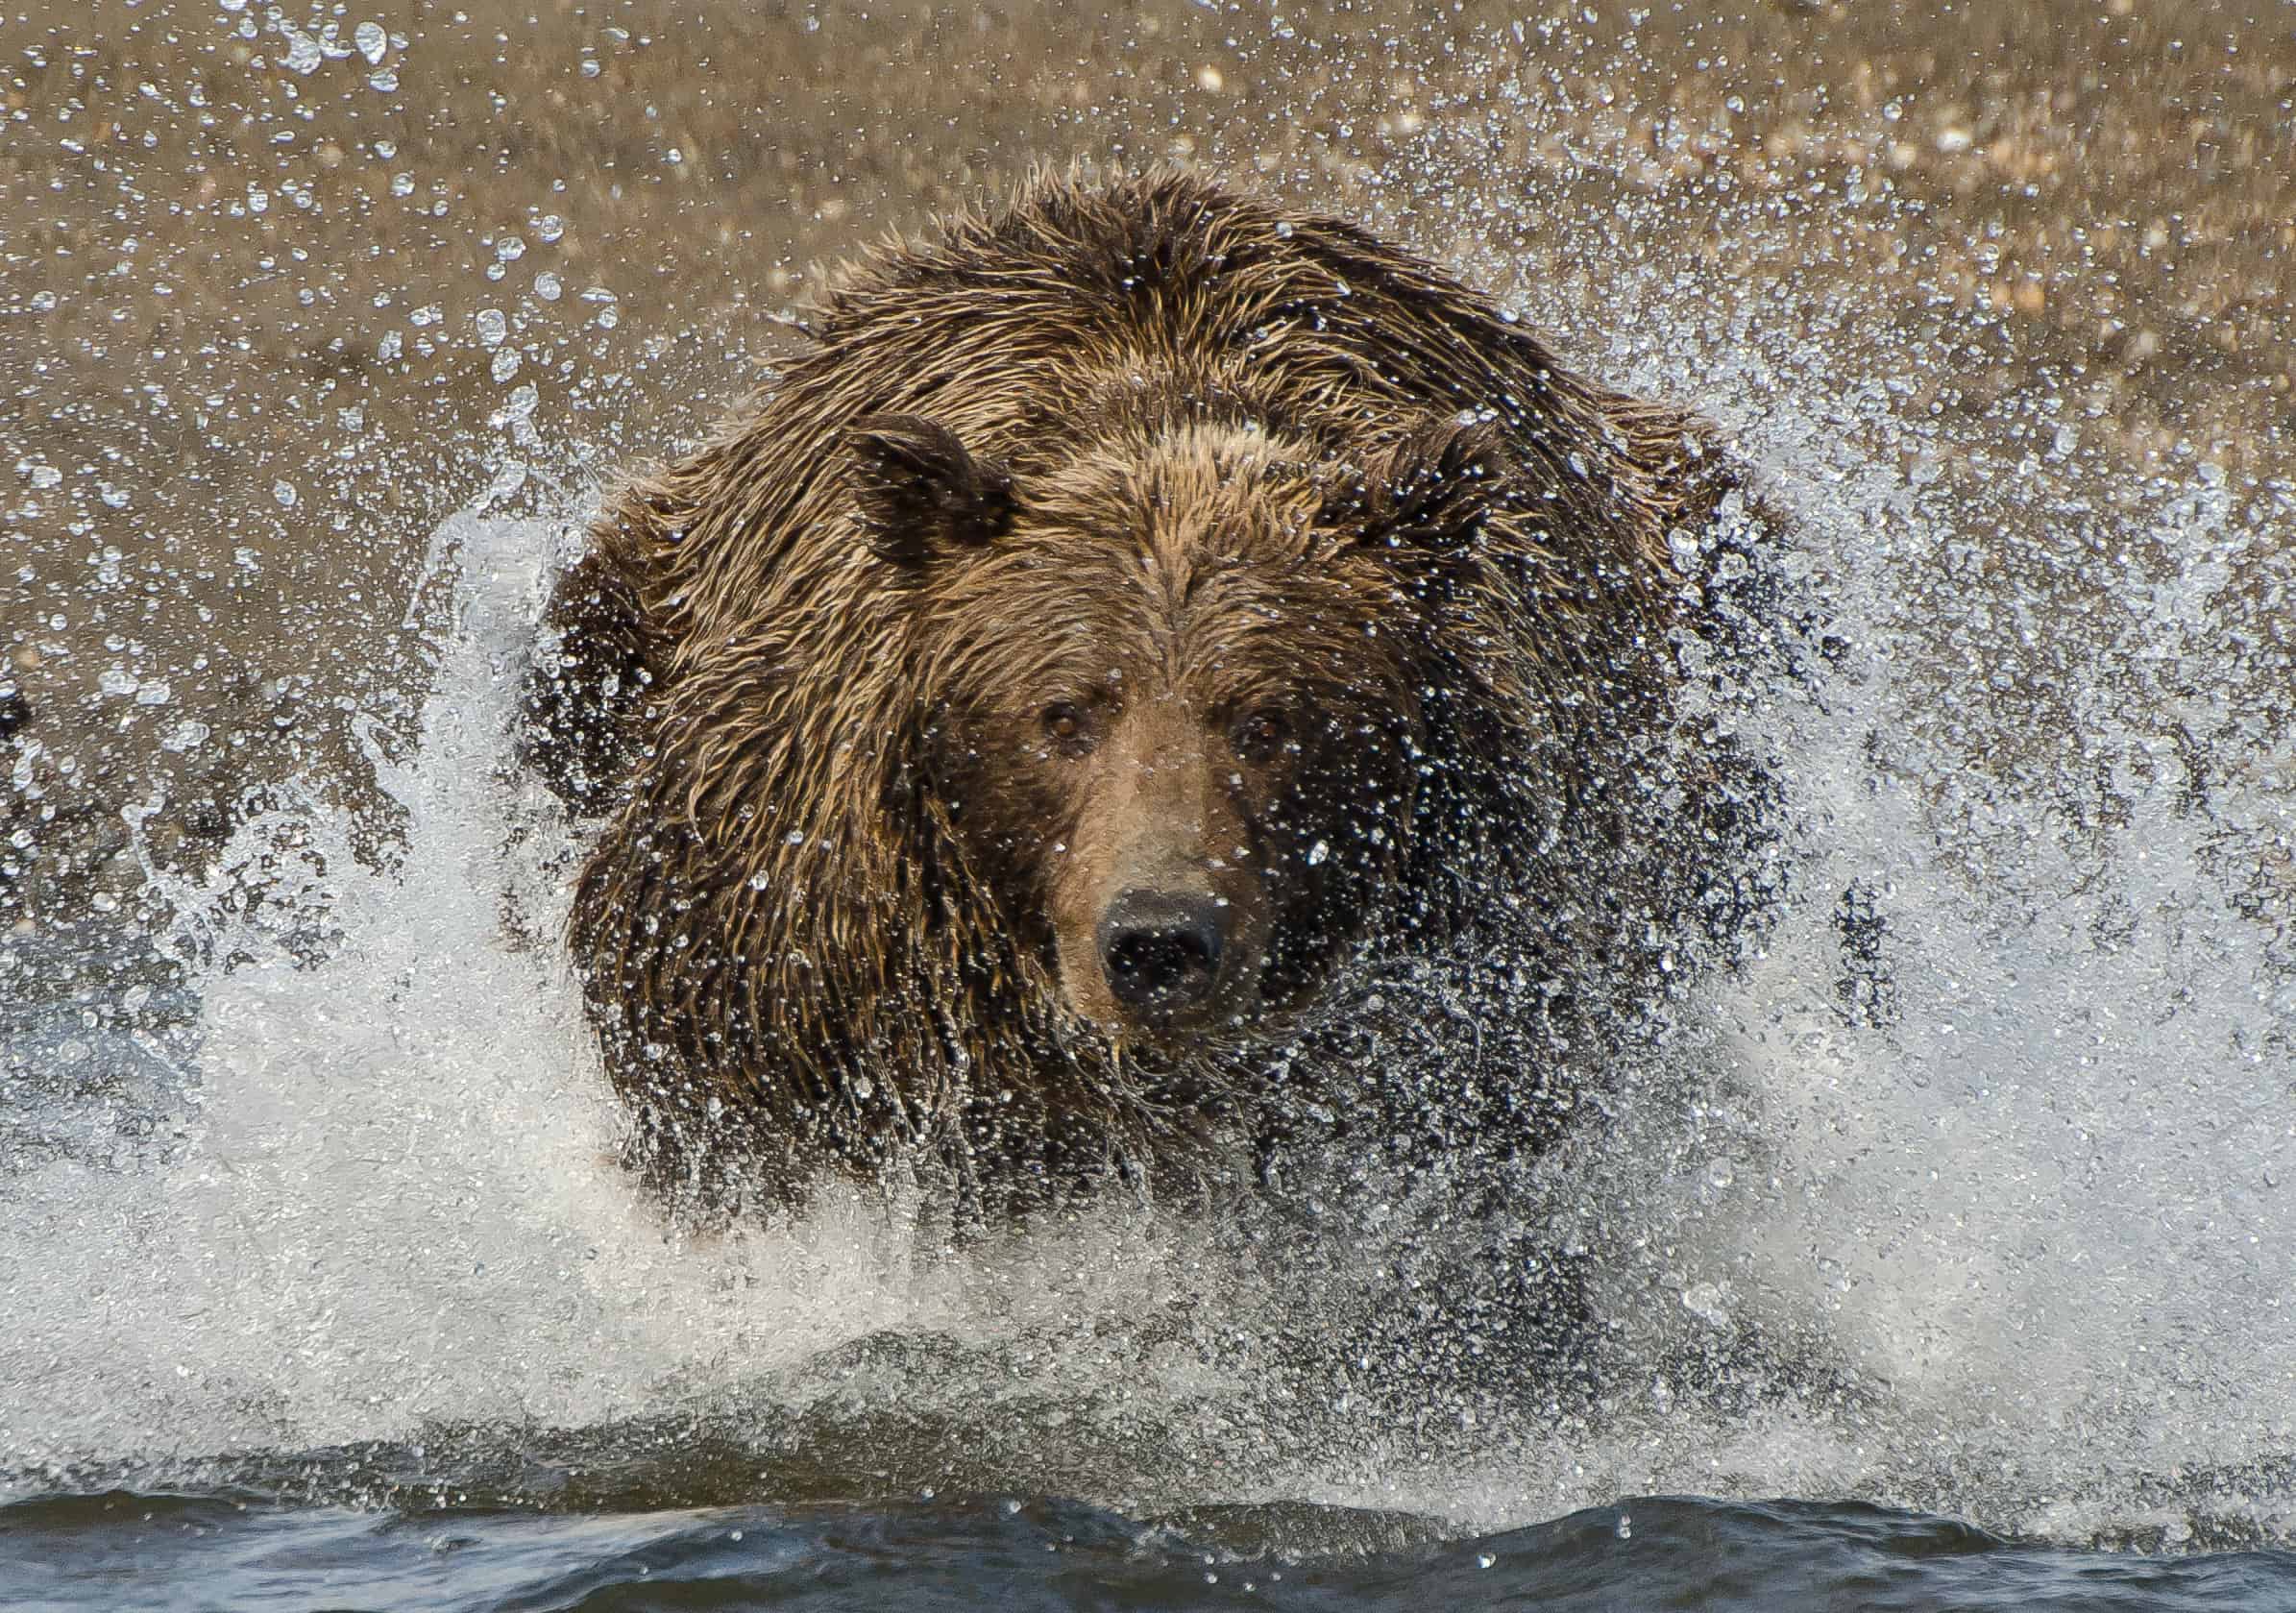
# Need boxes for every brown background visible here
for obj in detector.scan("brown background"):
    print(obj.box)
[3,0,2289,926]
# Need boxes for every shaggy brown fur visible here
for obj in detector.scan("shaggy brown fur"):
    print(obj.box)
[526,167,1779,1217]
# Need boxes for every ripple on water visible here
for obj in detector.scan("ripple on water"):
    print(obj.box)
[8,1489,2296,1612]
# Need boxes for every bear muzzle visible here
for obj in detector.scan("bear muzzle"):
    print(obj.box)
[1096,887,1233,1023]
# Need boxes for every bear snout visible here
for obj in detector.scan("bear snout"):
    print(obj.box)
[1096,888,1230,1023]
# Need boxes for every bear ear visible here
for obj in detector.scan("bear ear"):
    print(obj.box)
[1328,413,1511,554]
[847,414,1017,569]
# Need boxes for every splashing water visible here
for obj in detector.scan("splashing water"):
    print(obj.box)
[3,305,2292,1566]
[5,519,948,1454]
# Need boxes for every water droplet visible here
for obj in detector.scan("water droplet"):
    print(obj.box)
[1306,840,1330,866]
[281,29,324,74]
[490,349,521,383]
[475,466,525,509]
[489,384,538,428]
[535,214,566,243]
[475,308,509,347]
[272,479,297,508]
[354,20,387,64]
[534,272,562,302]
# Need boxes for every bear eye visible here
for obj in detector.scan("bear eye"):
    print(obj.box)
[1233,706,1293,762]
[1040,701,1096,756]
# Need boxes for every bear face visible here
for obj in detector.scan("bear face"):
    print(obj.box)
[875,417,1455,1046]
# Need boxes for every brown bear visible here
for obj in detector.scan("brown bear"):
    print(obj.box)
[526,167,1782,1221]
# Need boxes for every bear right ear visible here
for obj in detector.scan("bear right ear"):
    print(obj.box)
[847,414,1017,569]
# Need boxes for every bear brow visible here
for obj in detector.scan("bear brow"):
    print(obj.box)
[1133,468,1320,570]
[1160,557,1406,698]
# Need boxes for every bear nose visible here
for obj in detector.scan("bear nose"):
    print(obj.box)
[1096,889,1228,1018]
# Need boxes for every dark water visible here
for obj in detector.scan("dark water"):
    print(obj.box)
[12,1487,2296,1611]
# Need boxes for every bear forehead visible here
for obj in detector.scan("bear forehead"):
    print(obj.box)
[919,551,1406,717]
[1019,422,1328,543]
[960,428,1379,604]
[898,418,1438,713]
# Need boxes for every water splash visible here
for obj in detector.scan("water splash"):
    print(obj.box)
[2,342,2291,1550]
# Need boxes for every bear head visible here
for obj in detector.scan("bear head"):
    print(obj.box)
[848,405,1541,1054]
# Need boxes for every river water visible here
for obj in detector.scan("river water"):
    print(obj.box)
[4,3,2294,1608]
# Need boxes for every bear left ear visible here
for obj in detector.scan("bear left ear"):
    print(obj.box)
[1330,413,1511,554]
[847,414,1017,569]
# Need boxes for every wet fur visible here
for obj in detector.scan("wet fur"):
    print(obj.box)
[525,167,1783,1219]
